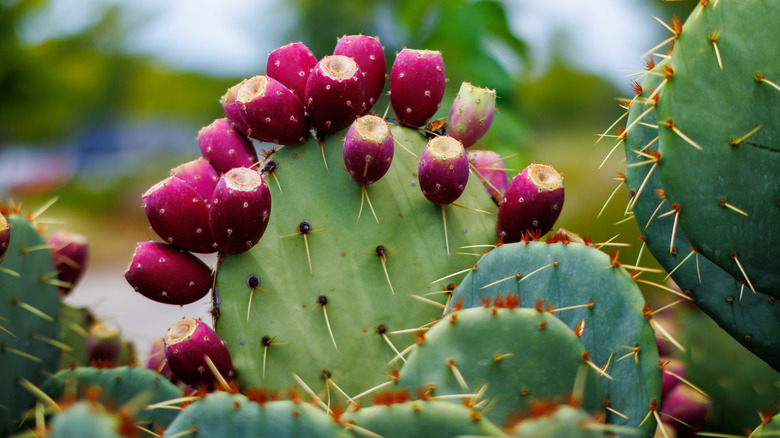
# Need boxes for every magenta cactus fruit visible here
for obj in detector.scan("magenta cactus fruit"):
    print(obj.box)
[446,82,496,148]
[390,48,446,128]
[305,55,366,134]
[220,80,252,136]
[496,163,564,243]
[418,135,469,206]
[467,150,508,204]
[48,230,89,295]
[198,117,258,174]
[86,322,122,365]
[0,213,10,262]
[124,241,213,305]
[142,176,216,254]
[660,385,710,435]
[661,358,687,401]
[333,34,386,113]
[236,75,309,145]
[209,167,272,255]
[343,115,394,186]
[169,157,220,203]
[147,339,178,383]
[266,42,318,105]
[164,317,235,390]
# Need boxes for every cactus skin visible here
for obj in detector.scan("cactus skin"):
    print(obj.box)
[124,241,213,305]
[468,150,508,204]
[390,49,446,128]
[0,212,9,261]
[446,82,496,148]
[208,168,272,255]
[164,317,235,390]
[236,75,309,145]
[751,413,780,438]
[507,405,608,438]
[143,176,216,254]
[418,135,470,206]
[213,125,496,397]
[496,164,564,242]
[170,157,220,203]
[44,400,130,438]
[333,34,386,113]
[0,214,62,435]
[622,59,780,369]
[220,80,252,136]
[654,0,780,296]
[163,392,351,438]
[305,55,366,134]
[198,117,259,174]
[266,42,318,105]
[450,241,661,437]
[344,399,504,437]
[343,115,394,186]
[397,306,604,427]
[48,230,89,295]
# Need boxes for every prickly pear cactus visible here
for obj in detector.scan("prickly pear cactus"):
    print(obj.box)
[507,405,607,438]
[654,0,780,296]
[0,213,62,435]
[45,400,132,438]
[450,240,661,436]
[214,124,497,396]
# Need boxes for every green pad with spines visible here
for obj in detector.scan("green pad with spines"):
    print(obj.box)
[507,405,607,438]
[41,366,185,431]
[343,399,504,438]
[655,0,780,295]
[0,214,62,435]
[162,391,351,438]
[751,413,780,438]
[46,401,128,438]
[396,306,604,428]
[623,60,780,369]
[214,125,497,396]
[449,241,660,437]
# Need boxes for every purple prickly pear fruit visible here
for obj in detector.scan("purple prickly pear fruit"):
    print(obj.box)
[418,136,469,206]
[266,42,318,105]
[86,321,122,365]
[334,35,386,113]
[124,241,213,305]
[170,157,220,203]
[661,385,710,435]
[305,55,366,134]
[390,48,446,128]
[147,339,178,383]
[661,358,686,401]
[343,115,394,186]
[48,231,89,296]
[497,163,564,243]
[209,168,272,255]
[220,80,252,136]
[467,150,508,204]
[142,176,216,254]
[446,82,496,148]
[198,117,258,174]
[164,317,235,390]
[236,75,309,145]
[0,213,10,262]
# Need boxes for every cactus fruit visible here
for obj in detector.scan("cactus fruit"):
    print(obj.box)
[47,230,89,295]
[164,317,235,390]
[660,385,710,437]
[396,306,604,427]
[266,42,318,105]
[143,176,216,254]
[0,212,9,262]
[496,163,564,242]
[236,75,310,145]
[333,35,386,113]
[342,114,394,186]
[86,321,122,365]
[468,149,508,204]
[197,117,259,174]
[220,80,253,136]
[305,55,366,134]
[170,157,220,203]
[124,241,213,305]
[446,82,497,148]
[418,135,470,206]
[652,0,780,295]
[146,339,178,383]
[208,167,272,255]
[390,48,446,128]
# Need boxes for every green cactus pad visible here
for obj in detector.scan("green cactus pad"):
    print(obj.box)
[507,405,608,438]
[343,399,504,438]
[0,214,62,435]
[449,241,660,436]
[655,0,780,296]
[41,366,185,431]
[214,125,497,397]
[46,401,129,438]
[162,391,351,438]
[396,306,604,428]
[751,413,780,438]
[622,60,780,369]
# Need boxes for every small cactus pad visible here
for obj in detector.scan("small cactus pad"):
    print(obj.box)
[450,241,661,436]
[654,0,780,295]
[396,306,604,428]
[507,405,608,438]
[45,400,130,438]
